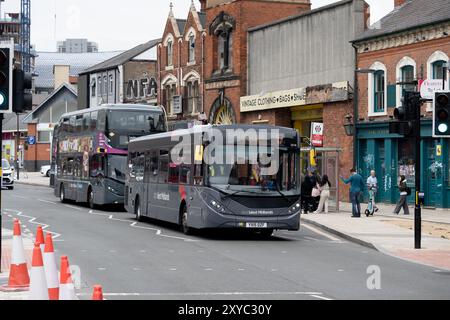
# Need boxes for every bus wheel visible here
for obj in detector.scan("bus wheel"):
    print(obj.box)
[87,187,95,209]
[135,197,142,222]
[181,206,192,235]
[60,184,66,203]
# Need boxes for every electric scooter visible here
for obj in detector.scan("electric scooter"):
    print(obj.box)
[365,187,377,217]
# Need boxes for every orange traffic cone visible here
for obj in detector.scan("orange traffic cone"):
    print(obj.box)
[43,233,59,300]
[29,243,49,300]
[59,256,77,300]
[92,285,104,300]
[0,219,30,291]
[35,226,45,252]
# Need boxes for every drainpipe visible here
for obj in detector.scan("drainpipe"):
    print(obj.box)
[351,42,359,169]
[202,32,205,114]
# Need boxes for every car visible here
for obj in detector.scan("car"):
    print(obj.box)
[2,159,14,190]
[40,165,51,177]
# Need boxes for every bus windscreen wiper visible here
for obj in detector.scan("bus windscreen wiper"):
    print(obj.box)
[275,181,290,202]
[221,188,262,200]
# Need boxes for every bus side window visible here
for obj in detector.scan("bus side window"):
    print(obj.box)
[180,165,191,185]
[90,112,98,130]
[136,153,145,180]
[168,163,179,184]
[98,110,106,131]
[75,115,83,133]
[83,113,91,131]
[149,151,158,183]
[90,154,105,178]
[158,149,169,184]
[69,116,76,133]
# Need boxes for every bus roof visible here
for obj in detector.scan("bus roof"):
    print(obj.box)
[130,124,298,144]
[60,104,164,120]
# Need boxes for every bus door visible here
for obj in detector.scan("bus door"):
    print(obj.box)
[145,150,159,219]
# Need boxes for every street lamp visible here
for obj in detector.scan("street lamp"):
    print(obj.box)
[343,114,354,136]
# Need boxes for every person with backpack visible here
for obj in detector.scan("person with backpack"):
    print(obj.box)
[394,175,410,215]
[314,175,331,214]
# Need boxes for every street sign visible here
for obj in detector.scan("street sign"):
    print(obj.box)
[310,122,324,147]
[27,135,36,145]
[172,95,182,114]
[420,79,447,99]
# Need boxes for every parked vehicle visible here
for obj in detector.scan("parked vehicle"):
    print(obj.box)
[41,165,51,177]
[2,159,14,190]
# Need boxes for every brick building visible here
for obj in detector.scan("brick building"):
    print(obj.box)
[202,0,311,125]
[239,0,369,205]
[352,0,450,208]
[157,1,206,130]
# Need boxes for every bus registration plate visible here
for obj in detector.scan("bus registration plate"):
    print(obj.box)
[245,222,268,228]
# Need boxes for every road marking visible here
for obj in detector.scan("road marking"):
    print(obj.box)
[98,268,107,271]
[38,199,57,205]
[63,204,83,211]
[169,268,177,271]
[310,294,334,300]
[204,268,213,271]
[77,291,326,297]
[338,269,344,272]
[301,223,342,242]
[6,209,62,240]
[238,268,245,271]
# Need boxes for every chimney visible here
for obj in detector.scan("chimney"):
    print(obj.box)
[394,0,406,7]
[199,0,206,12]
[364,2,371,30]
[53,65,70,90]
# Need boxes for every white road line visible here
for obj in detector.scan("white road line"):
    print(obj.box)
[301,223,341,242]
[76,291,326,297]
[38,199,57,205]
[63,204,84,211]
[5,209,62,240]
[310,294,334,300]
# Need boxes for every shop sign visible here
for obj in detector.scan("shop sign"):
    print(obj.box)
[420,79,447,99]
[310,122,324,147]
[240,81,349,113]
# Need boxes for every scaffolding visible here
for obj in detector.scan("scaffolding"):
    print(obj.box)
[20,0,31,72]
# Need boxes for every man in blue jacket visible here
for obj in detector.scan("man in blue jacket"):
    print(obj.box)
[340,168,365,218]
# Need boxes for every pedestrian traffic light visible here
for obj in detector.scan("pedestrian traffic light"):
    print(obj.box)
[433,91,450,137]
[12,69,33,113]
[0,44,13,114]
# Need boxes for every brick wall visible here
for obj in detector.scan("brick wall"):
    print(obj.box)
[204,0,311,122]
[24,123,51,172]
[357,36,450,122]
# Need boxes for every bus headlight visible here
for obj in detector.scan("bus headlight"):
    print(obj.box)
[210,200,225,212]
[289,203,301,214]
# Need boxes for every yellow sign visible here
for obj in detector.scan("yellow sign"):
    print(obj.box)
[437,145,442,156]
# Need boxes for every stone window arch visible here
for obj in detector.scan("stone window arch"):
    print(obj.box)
[395,56,416,107]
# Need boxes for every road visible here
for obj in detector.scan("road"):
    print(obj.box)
[2,184,450,300]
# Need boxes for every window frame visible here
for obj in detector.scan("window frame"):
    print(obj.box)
[367,61,388,116]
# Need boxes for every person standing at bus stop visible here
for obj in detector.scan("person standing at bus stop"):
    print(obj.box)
[340,168,365,217]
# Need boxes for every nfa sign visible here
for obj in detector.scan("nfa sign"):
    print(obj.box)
[310,122,324,147]
[420,79,448,99]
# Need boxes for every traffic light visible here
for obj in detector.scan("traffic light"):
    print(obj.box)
[12,69,33,113]
[389,92,421,136]
[309,149,317,167]
[433,91,450,137]
[0,44,13,113]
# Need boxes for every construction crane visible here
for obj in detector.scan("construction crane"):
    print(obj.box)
[20,0,31,72]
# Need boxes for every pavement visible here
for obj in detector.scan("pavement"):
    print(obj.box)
[302,202,450,271]
[0,184,449,300]
[12,171,50,188]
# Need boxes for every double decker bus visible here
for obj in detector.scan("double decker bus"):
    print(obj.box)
[53,104,167,208]
[125,125,301,237]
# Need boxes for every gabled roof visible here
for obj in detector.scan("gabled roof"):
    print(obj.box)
[353,0,450,42]
[176,19,187,34]
[80,38,160,75]
[198,12,206,29]
[23,83,78,124]
[2,113,28,132]
[34,50,123,89]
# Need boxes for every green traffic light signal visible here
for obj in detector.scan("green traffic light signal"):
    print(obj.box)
[433,92,450,137]
[0,47,12,112]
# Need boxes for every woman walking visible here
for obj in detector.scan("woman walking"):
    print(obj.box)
[394,175,410,215]
[314,175,331,214]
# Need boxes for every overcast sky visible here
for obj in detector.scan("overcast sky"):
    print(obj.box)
[0,0,393,52]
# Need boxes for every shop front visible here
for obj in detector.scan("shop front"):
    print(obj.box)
[357,120,450,208]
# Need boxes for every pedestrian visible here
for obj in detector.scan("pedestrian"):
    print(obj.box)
[301,169,316,214]
[394,175,410,215]
[314,174,331,214]
[366,170,379,212]
[340,168,365,217]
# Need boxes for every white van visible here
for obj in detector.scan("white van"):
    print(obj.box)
[2,159,14,190]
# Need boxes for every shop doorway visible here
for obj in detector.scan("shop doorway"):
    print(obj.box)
[300,147,341,212]
[424,139,441,207]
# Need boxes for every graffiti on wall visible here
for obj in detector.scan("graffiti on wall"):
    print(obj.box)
[126,75,157,100]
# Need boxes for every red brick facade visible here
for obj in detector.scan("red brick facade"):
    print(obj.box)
[157,3,206,128]
[203,0,311,124]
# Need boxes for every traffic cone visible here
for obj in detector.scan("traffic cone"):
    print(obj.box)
[35,226,45,252]
[59,256,77,300]
[1,219,30,291]
[92,285,104,300]
[43,232,59,300]
[29,243,49,300]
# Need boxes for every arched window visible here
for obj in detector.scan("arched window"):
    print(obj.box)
[427,51,449,80]
[188,33,195,63]
[395,57,417,107]
[167,40,173,67]
[367,61,387,116]
[432,60,446,80]
[210,12,235,72]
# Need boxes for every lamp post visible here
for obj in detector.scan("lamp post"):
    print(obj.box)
[344,114,354,137]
